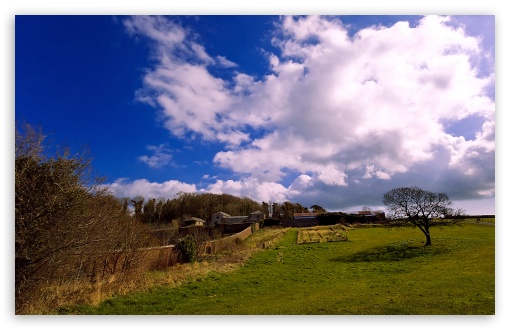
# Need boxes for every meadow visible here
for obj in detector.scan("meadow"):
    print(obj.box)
[60,222,495,315]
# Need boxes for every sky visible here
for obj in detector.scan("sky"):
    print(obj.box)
[14,14,496,215]
[4,1,508,327]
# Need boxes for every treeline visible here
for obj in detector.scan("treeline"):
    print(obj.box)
[125,194,319,224]
[127,193,265,224]
[270,201,315,220]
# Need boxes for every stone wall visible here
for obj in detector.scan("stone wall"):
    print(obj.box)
[87,222,259,280]
[203,223,258,255]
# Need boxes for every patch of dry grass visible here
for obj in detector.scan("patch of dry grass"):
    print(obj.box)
[26,269,150,314]
[297,224,349,244]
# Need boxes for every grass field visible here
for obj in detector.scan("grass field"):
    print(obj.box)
[59,223,495,315]
[463,217,495,224]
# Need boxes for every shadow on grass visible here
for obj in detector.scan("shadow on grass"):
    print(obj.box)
[331,241,449,263]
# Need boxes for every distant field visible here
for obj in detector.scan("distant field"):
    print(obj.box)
[462,217,495,224]
[61,223,495,315]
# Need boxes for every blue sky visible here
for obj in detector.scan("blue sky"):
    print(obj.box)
[15,14,496,214]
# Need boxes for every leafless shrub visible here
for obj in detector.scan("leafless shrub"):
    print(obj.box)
[15,122,152,314]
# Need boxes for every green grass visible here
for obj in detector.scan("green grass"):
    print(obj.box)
[59,223,495,315]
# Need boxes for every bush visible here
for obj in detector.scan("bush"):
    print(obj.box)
[177,235,198,263]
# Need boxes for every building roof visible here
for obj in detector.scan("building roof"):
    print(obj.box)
[213,211,231,217]
[354,210,385,216]
[224,216,248,220]
[358,211,373,215]
[183,217,205,222]
[250,210,264,215]
[294,213,320,219]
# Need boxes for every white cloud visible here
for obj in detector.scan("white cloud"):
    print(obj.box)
[216,55,237,68]
[138,144,174,168]
[206,178,291,203]
[124,15,495,210]
[125,16,239,144]
[147,61,233,141]
[124,16,186,47]
[107,178,197,199]
[233,73,256,94]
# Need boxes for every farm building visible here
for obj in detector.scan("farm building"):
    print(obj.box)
[351,210,386,222]
[280,212,321,227]
[249,210,265,221]
[294,212,320,220]
[180,217,206,228]
[209,210,265,226]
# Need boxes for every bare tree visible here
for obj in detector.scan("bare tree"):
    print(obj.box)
[131,196,145,220]
[382,186,458,246]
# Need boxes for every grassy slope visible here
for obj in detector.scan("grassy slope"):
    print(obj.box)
[61,223,495,315]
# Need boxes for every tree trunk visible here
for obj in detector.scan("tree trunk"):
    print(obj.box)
[424,232,432,246]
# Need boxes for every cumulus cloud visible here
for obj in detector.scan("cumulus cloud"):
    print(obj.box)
[206,178,287,203]
[124,15,245,146]
[107,178,197,199]
[123,15,495,211]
